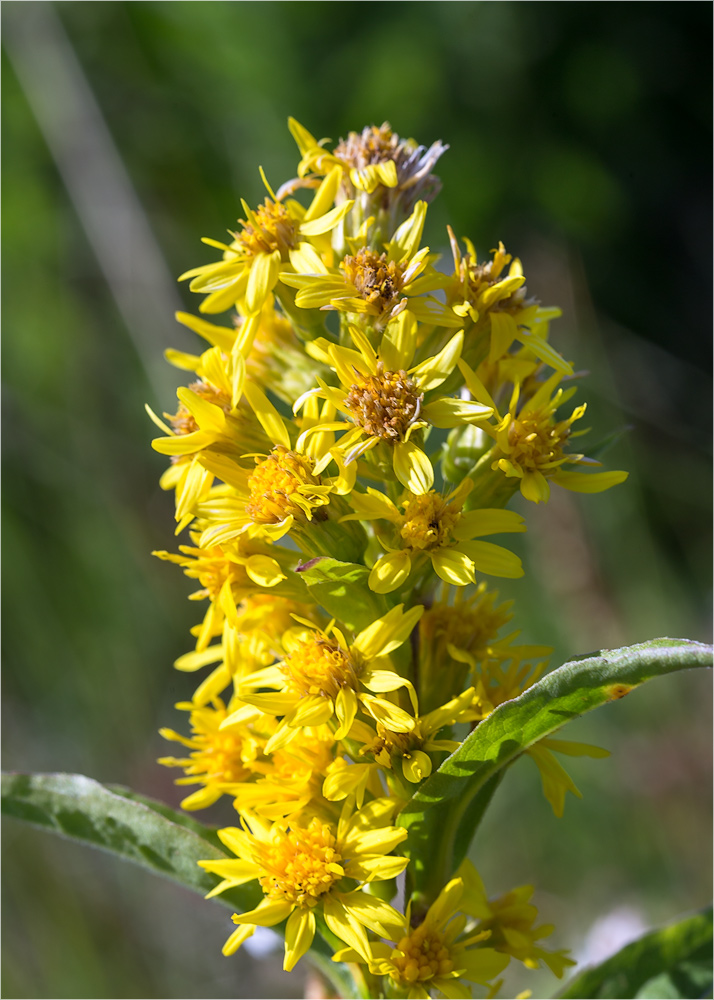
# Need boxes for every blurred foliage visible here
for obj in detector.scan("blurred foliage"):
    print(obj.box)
[2,2,711,998]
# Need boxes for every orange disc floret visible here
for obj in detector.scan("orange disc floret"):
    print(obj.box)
[345,363,423,442]
[340,249,406,314]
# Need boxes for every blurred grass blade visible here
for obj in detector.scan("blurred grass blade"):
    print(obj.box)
[2,2,182,399]
[397,638,713,899]
[2,772,363,999]
[557,906,713,999]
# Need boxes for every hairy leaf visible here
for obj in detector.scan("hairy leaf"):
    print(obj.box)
[1,771,257,908]
[398,638,712,900]
[557,906,713,999]
[2,772,362,997]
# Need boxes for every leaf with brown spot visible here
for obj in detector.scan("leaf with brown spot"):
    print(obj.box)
[397,638,712,902]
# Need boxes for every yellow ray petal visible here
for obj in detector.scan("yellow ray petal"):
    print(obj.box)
[393,440,433,494]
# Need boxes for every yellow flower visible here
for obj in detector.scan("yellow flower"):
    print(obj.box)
[323,687,474,802]
[336,875,509,999]
[447,232,573,376]
[179,168,353,316]
[458,860,576,979]
[169,593,318,710]
[158,697,265,810]
[281,200,460,330]
[152,534,289,654]
[450,647,553,720]
[228,726,336,821]
[450,646,610,817]
[190,387,353,550]
[296,318,493,494]
[231,605,422,752]
[417,584,520,714]
[147,345,271,530]
[198,801,409,970]
[343,477,525,593]
[289,118,447,205]
[460,361,628,503]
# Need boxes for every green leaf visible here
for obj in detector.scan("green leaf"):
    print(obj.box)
[297,556,390,632]
[1,771,258,910]
[557,906,713,999]
[398,638,712,901]
[1,772,361,998]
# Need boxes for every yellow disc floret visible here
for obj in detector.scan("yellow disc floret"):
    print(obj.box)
[281,636,356,700]
[399,491,462,552]
[499,404,581,476]
[340,249,406,315]
[246,446,325,524]
[392,924,455,985]
[236,199,297,260]
[258,818,344,907]
[345,363,423,443]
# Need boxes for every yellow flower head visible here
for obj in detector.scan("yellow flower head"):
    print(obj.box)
[448,232,572,376]
[289,118,447,206]
[178,167,353,316]
[147,345,269,529]
[336,874,509,999]
[323,687,474,801]
[458,860,576,979]
[297,318,493,494]
[198,800,409,970]
[281,200,460,331]
[231,726,336,820]
[460,362,629,504]
[416,585,521,714]
[158,697,265,810]
[232,604,423,751]
[168,592,318,709]
[153,534,288,654]
[345,477,526,593]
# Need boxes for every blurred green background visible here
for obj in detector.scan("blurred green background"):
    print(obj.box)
[2,3,711,998]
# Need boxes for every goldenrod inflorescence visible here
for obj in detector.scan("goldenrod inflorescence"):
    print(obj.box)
[151,118,627,994]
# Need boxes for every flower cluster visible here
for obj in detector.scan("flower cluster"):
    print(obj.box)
[152,120,625,996]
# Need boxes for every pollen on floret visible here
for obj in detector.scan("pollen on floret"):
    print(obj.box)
[341,249,406,314]
[246,446,325,524]
[345,362,423,442]
[257,818,344,907]
[236,199,297,259]
[393,924,454,984]
[281,636,356,699]
[400,492,462,552]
